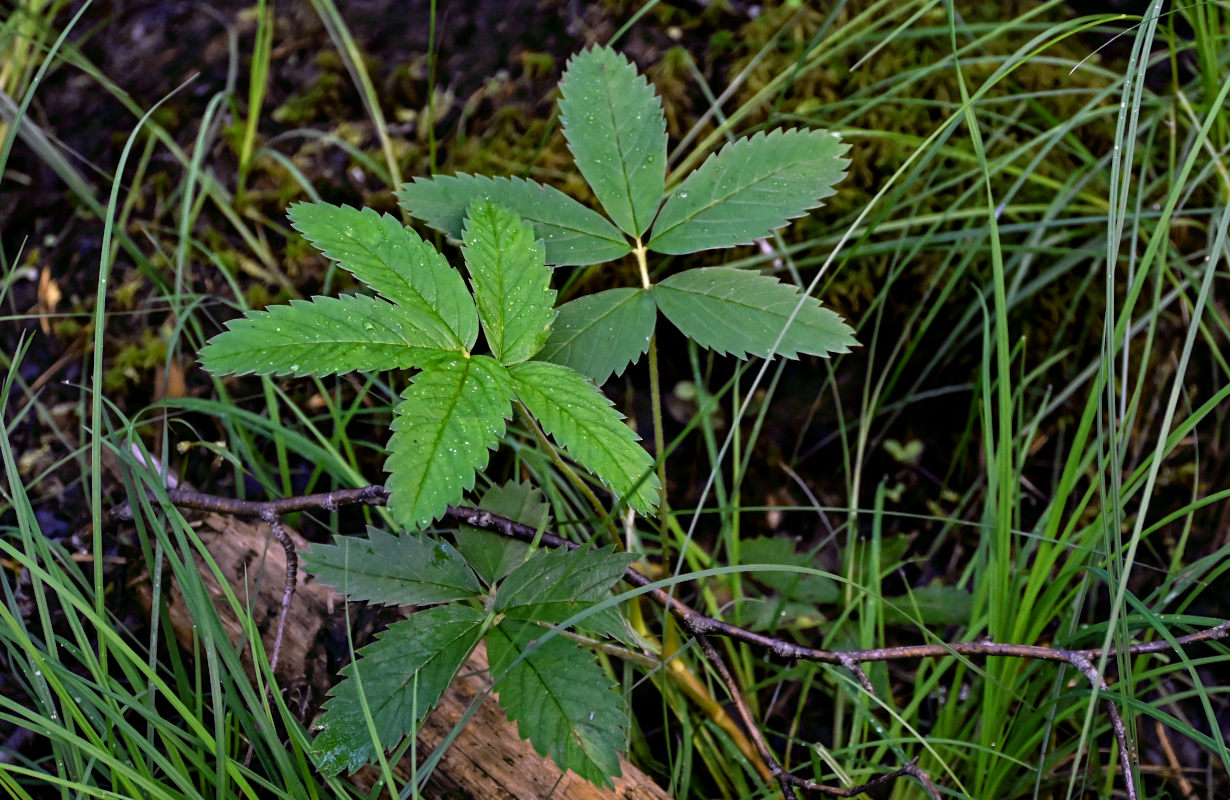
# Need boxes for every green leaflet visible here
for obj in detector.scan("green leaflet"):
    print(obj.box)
[462,200,557,364]
[558,46,666,238]
[648,128,850,254]
[652,267,857,360]
[312,605,485,775]
[487,620,627,787]
[455,480,547,586]
[197,294,452,377]
[289,202,479,350]
[302,527,482,606]
[495,545,636,623]
[396,174,631,266]
[509,361,659,515]
[537,288,657,384]
[386,355,515,530]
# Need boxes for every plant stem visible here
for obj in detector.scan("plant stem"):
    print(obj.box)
[635,240,671,539]
[634,237,651,290]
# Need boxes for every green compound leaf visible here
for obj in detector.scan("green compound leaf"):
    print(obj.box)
[537,288,656,384]
[396,174,631,266]
[495,545,636,624]
[462,201,557,364]
[289,202,479,350]
[455,481,548,586]
[487,619,627,787]
[647,128,850,255]
[652,268,856,360]
[199,294,453,377]
[509,361,659,515]
[386,355,515,530]
[558,46,666,238]
[312,605,485,775]
[303,527,482,606]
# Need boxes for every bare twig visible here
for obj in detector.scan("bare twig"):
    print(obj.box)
[693,632,797,800]
[109,485,1230,800]
[260,511,294,673]
[781,759,941,799]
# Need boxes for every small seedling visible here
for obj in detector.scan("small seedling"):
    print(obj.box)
[199,44,855,785]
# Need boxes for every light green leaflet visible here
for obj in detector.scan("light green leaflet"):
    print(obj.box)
[386,354,514,531]
[289,202,479,347]
[652,267,855,360]
[541,268,855,382]
[558,45,666,238]
[510,360,659,515]
[197,294,448,376]
[536,288,657,385]
[462,201,557,363]
[646,128,850,254]
[395,174,631,266]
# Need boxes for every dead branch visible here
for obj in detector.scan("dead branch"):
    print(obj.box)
[109,485,1230,800]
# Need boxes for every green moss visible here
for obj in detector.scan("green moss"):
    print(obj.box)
[243,282,276,311]
[273,51,349,125]
[54,317,82,341]
[111,276,144,311]
[518,51,556,81]
[104,328,169,392]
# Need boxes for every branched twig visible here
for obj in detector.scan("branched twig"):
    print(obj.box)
[693,631,797,800]
[781,759,941,799]
[109,485,1230,800]
[109,486,388,675]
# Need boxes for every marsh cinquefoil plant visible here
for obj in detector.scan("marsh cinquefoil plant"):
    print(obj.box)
[199,45,855,784]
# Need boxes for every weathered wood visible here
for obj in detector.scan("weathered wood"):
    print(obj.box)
[134,512,672,800]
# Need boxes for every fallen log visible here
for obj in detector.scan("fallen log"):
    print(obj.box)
[133,511,672,800]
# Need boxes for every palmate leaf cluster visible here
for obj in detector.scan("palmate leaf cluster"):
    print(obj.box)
[399,45,857,383]
[304,483,636,785]
[197,44,856,787]
[200,198,659,531]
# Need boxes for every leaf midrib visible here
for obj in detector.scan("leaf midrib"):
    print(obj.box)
[339,226,466,347]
